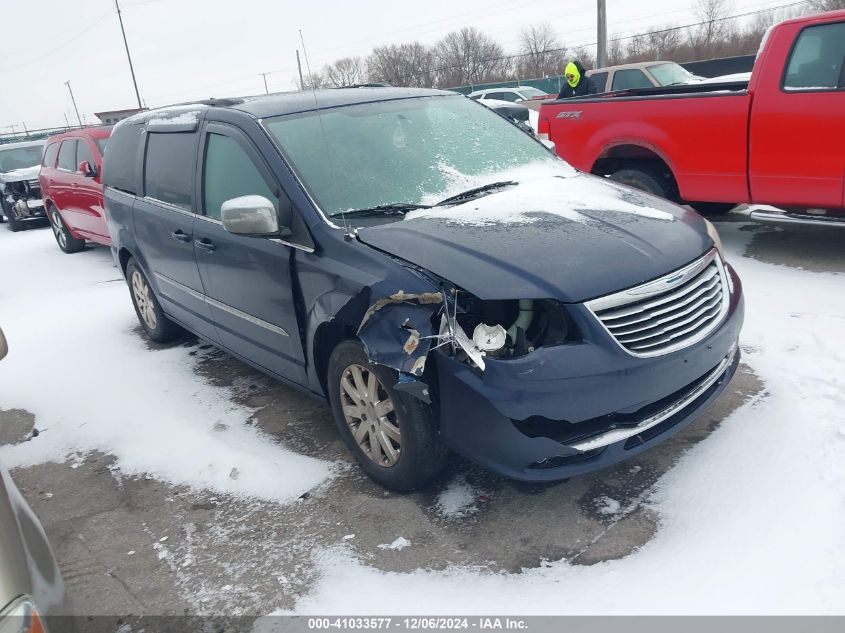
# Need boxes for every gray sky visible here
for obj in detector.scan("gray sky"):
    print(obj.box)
[1,0,788,130]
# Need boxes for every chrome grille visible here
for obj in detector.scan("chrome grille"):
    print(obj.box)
[586,250,729,357]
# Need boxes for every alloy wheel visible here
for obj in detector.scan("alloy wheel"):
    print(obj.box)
[340,364,401,467]
[51,210,67,249]
[131,270,158,330]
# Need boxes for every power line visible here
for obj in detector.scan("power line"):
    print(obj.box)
[0,10,113,73]
[384,0,809,85]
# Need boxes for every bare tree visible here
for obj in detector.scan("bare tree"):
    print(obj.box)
[691,0,733,57]
[323,57,367,87]
[367,42,436,87]
[568,45,596,71]
[296,70,329,90]
[517,23,565,79]
[806,0,845,9]
[606,37,626,66]
[433,27,507,87]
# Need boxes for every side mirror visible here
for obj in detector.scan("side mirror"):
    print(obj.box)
[221,195,280,236]
[0,327,7,361]
[78,160,97,177]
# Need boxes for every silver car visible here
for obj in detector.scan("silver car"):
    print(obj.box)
[0,328,65,630]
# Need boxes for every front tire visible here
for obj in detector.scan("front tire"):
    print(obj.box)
[49,207,86,253]
[609,167,672,199]
[327,340,448,491]
[689,202,736,216]
[125,258,184,343]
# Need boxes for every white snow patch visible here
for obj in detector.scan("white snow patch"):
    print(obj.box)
[146,109,202,126]
[290,223,845,615]
[377,537,410,551]
[407,162,675,227]
[435,475,479,518]
[0,229,335,503]
[594,495,622,516]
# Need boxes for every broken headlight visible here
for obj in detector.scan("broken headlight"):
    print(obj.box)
[444,296,578,369]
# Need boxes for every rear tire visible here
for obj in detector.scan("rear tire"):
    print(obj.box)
[689,202,736,216]
[125,258,184,343]
[609,168,671,199]
[328,340,448,491]
[49,207,86,253]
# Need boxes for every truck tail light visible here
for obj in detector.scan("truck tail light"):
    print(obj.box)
[537,117,550,141]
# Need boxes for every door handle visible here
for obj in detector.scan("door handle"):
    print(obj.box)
[195,238,216,252]
[171,230,192,243]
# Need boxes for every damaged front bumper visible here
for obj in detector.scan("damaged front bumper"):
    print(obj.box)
[431,280,744,482]
[3,179,46,223]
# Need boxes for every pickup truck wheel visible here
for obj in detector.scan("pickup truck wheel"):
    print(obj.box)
[689,202,736,216]
[328,340,448,492]
[609,168,671,200]
[50,207,86,253]
[125,258,184,343]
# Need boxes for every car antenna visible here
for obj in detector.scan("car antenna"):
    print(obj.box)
[299,29,348,236]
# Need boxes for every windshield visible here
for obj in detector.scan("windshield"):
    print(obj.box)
[648,62,696,86]
[264,95,557,218]
[0,144,43,173]
[517,87,547,99]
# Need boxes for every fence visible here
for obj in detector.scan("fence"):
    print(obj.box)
[446,54,757,95]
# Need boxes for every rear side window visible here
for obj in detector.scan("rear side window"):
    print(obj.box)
[202,133,276,220]
[43,142,59,168]
[612,69,653,91]
[77,142,96,171]
[144,132,196,210]
[58,140,78,171]
[590,72,609,92]
[102,123,143,195]
[783,22,845,90]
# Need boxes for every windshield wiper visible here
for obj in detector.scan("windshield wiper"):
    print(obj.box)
[436,181,517,206]
[331,203,432,218]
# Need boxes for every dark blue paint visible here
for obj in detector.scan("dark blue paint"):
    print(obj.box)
[104,90,745,483]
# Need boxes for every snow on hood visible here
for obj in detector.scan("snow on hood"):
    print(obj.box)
[406,161,675,226]
[0,165,40,183]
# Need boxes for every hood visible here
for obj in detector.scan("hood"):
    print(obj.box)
[0,165,40,184]
[357,172,712,303]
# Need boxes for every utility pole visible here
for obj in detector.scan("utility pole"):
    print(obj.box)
[260,72,270,94]
[296,50,305,90]
[115,0,143,109]
[64,81,82,126]
[597,0,608,68]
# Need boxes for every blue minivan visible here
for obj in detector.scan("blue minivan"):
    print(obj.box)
[104,88,743,490]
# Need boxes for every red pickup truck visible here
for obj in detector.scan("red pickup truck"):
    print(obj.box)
[538,10,845,226]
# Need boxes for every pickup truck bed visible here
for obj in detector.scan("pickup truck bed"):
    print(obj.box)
[539,9,845,224]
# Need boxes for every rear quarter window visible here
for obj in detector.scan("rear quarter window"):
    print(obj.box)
[143,132,196,210]
[102,123,144,195]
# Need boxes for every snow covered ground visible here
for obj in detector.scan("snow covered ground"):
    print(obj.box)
[291,221,845,615]
[0,229,336,503]
[1,218,843,615]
